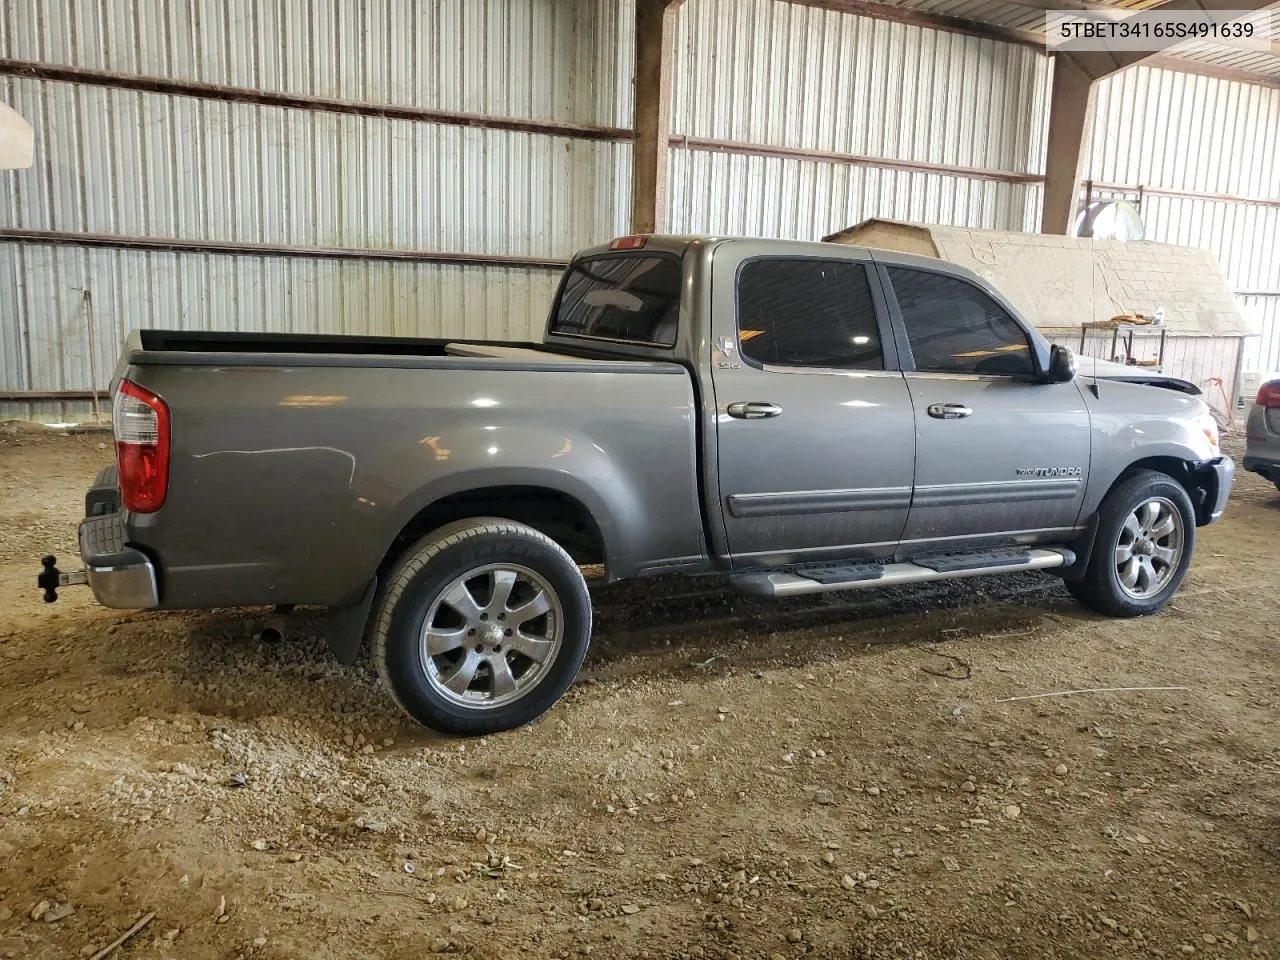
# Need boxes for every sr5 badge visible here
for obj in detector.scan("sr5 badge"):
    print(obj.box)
[717,336,741,369]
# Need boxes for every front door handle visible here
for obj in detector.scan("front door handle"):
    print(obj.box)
[727,401,783,420]
[927,402,973,420]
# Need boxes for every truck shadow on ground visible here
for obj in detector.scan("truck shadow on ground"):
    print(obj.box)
[163,570,1090,728]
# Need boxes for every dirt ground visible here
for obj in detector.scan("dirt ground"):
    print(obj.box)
[0,427,1276,960]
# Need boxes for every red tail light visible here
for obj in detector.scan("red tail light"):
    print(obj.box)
[113,379,170,513]
[1257,381,1280,408]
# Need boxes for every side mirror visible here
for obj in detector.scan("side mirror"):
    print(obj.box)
[1045,344,1077,383]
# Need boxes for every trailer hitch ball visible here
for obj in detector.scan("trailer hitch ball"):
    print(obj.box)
[37,555,89,603]
[38,555,61,603]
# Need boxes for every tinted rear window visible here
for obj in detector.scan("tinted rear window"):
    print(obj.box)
[550,254,682,347]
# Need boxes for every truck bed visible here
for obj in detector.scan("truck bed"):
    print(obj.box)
[114,329,705,609]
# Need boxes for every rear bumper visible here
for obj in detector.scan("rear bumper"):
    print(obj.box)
[79,512,159,609]
[1243,455,1279,482]
[85,463,121,516]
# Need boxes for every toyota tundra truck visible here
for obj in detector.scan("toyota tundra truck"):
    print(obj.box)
[39,235,1235,735]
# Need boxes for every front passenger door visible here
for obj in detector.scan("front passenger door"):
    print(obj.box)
[882,265,1092,552]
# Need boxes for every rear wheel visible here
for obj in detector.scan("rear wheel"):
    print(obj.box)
[1065,470,1195,618]
[371,518,592,735]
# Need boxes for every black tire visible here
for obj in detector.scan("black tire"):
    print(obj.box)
[1274,480,1280,494]
[1066,470,1196,618]
[370,518,592,736]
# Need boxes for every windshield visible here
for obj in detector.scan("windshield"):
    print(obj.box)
[549,254,682,347]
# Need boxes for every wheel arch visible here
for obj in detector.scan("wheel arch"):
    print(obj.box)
[1061,465,1198,616]
[376,473,615,584]
[1111,456,1218,527]
[1082,447,1219,527]
[1064,456,1208,581]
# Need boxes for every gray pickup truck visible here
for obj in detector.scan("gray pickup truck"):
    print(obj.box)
[41,235,1234,735]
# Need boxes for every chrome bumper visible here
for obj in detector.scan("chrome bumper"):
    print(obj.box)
[79,513,159,609]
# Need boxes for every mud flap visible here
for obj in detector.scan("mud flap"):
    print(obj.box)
[1057,515,1100,582]
[323,578,377,666]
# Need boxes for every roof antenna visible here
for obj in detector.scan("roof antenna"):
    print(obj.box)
[1089,239,1100,398]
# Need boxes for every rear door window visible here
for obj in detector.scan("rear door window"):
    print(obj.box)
[736,258,883,369]
[550,254,682,347]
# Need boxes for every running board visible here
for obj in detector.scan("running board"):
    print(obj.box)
[729,548,1076,598]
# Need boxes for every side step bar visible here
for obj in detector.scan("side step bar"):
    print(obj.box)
[729,548,1076,599]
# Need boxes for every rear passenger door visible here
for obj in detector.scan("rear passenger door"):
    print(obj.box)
[880,264,1091,551]
[710,251,916,565]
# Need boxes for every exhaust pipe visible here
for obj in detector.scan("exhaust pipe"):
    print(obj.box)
[259,604,295,643]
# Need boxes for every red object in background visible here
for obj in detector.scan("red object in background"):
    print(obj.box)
[1256,381,1280,408]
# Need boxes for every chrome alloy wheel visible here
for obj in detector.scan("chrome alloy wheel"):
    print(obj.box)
[1114,496,1185,600]
[419,563,564,709]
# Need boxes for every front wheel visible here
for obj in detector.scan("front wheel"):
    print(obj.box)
[1065,470,1195,617]
[370,518,592,735]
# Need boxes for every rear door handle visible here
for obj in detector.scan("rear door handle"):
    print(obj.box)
[927,402,973,420]
[727,401,783,420]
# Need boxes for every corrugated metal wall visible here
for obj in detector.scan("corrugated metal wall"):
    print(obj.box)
[1,78,631,254]
[5,0,1277,421]
[6,0,634,125]
[1241,295,1280,374]
[667,0,1051,237]
[0,0,633,419]
[1088,67,1280,200]
[1086,65,1280,392]
[666,151,1043,237]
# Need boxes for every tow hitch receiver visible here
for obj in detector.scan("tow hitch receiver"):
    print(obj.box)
[38,555,88,603]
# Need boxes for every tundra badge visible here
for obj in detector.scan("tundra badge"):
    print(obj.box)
[1016,466,1083,478]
